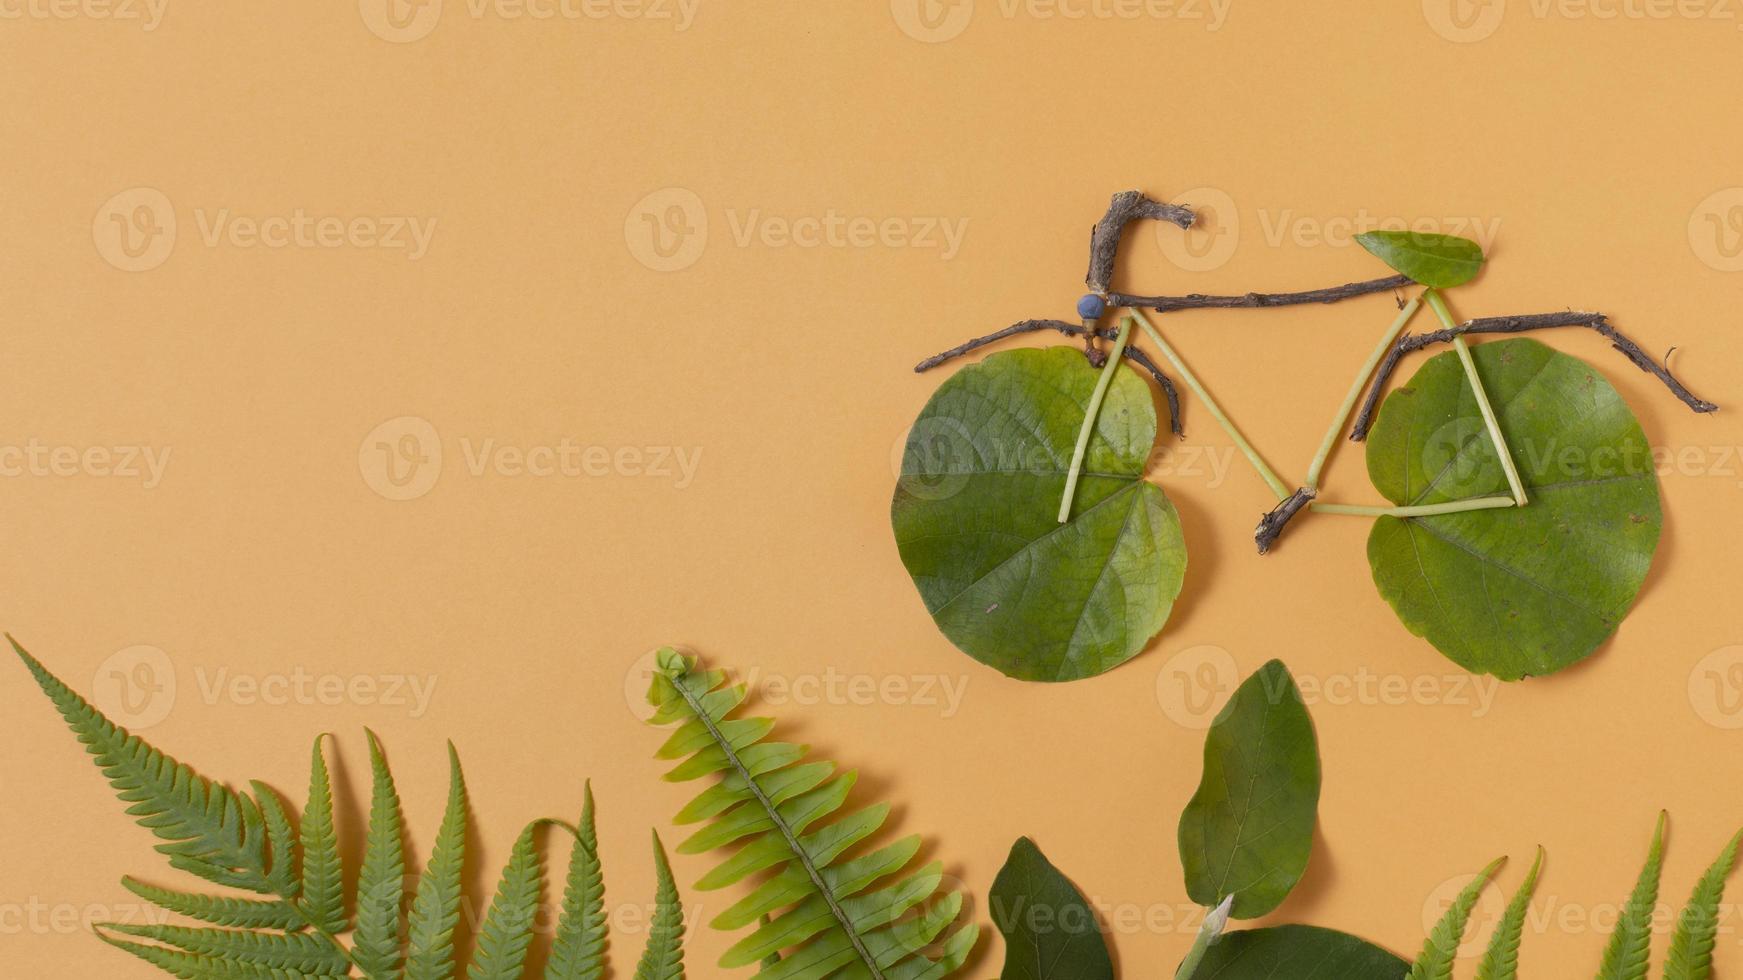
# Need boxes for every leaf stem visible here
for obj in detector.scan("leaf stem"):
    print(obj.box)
[1128,308,1292,502]
[1305,295,1422,490]
[1059,316,1133,523]
[1310,495,1517,518]
[1173,896,1234,980]
[1425,290,1529,507]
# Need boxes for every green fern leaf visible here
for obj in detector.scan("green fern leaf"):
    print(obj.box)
[645,648,974,978]
[467,820,549,980]
[546,783,609,980]
[11,639,268,890]
[634,831,687,980]
[1663,827,1743,980]
[252,784,301,899]
[121,877,305,931]
[101,922,350,974]
[1596,812,1666,980]
[1410,856,1505,980]
[1475,847,1543,980]
[406,744,469,980]
[353,731,407,979]
[96,926,348,979]
[299,736,347,935]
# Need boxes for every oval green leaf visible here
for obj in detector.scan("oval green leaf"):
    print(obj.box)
[1355,230,1485,288]
[990,837,1113,980]
[1178,660,1321,919]
[1365,337,1661,680]
[1193,926,1408,979]
[892,347,1187,682]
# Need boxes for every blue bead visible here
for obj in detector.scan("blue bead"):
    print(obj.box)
[1077,294,1106,319]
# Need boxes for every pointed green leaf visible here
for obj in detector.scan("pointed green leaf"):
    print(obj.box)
[1366,338,1661,679]
[406,743,469,980]
[11,639,267,888]
[1663,827,1743,980]
[1596,813,1666,980]
[96,925,349,979]
[250,783,300,899]
[298,735,346,935]
[100,922,350,973]
[120,877,304,931]
[546,784,609,980]
[1410,857,1505,980]
[354,731,407,979]
[1178,660,1321,919]
[989,838,1112,980]
[891,346,1188,681]
[1355,230,1484,288]
[468,820,547,980]
[1475,847,1543,980]
[634,832,686,980]
[1193,925,1408,979]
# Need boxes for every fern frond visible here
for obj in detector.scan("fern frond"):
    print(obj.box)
[634,832,687,980]
[20,642,687,980]
[253,783,301,898]
[1663,827,1743,980]
[353,731,407,979]
[11,638,268,889]
[299,736,347,935]
[645,648,974,978]
[101,922,351,974]
[406,744,469,980]
[96,926,348,979]
[1596,812,1666,980]
[467,820,550,980]
[121,877,305,931]
[1410,856,1505,980]
[1475,847,1543,980]
[546,784,609,980]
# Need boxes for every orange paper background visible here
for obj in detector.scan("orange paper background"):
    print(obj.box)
[3,3,1742,976]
